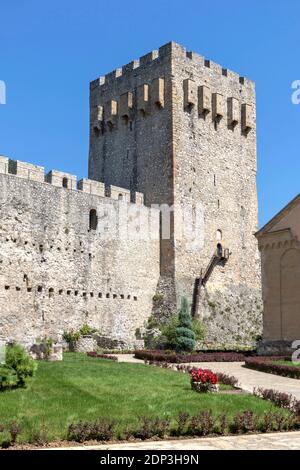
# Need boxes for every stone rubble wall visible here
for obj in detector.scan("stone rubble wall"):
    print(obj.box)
[88,42,262,347]
[171,44,262,346]
[0,171,160,349]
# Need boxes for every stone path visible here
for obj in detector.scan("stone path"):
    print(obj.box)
[116,355,300,399]
[49,431,300,450]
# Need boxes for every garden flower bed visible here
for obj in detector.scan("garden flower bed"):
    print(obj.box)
[190,368,219,393]
[244,357,300,379]
[86,352,118,361]
[134,349,246,363]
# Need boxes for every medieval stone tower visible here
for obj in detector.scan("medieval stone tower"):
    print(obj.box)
[89,41,262,346]
[0,42,262,350]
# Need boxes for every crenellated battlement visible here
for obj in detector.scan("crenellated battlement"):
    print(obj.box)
[89,42,255,142]
[90,41,253,90]
[0,156,144,206]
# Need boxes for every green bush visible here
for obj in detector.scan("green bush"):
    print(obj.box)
[0,365,18,390]
[63,324,97,344]
[159,312,204,350]
[79,324,97,336]
[146,315,160,330]
[63,329,81,343]
[0,344,37,390]
[175,297,196,353]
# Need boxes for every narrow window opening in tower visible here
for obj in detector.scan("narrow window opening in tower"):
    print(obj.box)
[217,199,220,209]
[129,121,133,131]
[118,193,124,201]
[89,209,98,231]
[214,174,216,186]
[62,177,68,188]
[216,229,222,241]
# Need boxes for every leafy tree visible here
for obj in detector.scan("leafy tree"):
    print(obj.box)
[175,297,196,353]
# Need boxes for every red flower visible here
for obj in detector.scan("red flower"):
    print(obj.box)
[190,368,218,385]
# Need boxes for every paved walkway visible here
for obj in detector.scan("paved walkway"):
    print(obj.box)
[115,355,300,399]
[49,431,300,450]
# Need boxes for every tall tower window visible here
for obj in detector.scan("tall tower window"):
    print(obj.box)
[62,177,68,188]
[216,229,222,241]
[89,209,98,231]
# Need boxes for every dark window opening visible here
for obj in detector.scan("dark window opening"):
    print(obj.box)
[89,209,98,231]
[62,177,68,188]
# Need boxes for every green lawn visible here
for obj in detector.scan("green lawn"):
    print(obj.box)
[273,360,300,367]
[0,353,288,443]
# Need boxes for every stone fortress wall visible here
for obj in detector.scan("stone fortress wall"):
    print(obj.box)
[0,156,160,348]
[0,41,263,349]
[88,42,262,347]
[171,44,262,346]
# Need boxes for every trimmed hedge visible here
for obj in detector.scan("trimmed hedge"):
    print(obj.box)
[134,350,246,363]
[254,387,300,417]
[86,352,118,361]
[245,357,300,379]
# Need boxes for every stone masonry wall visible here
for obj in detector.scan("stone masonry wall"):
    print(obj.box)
[171,44,262,346]
[88,42,262,347]
[88,43,176,278]
[0,169,160,349]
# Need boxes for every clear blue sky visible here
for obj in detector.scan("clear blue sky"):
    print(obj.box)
[0,0,299,226]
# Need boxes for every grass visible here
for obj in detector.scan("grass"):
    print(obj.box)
[273,360,300,368]
[0,353,289,444]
